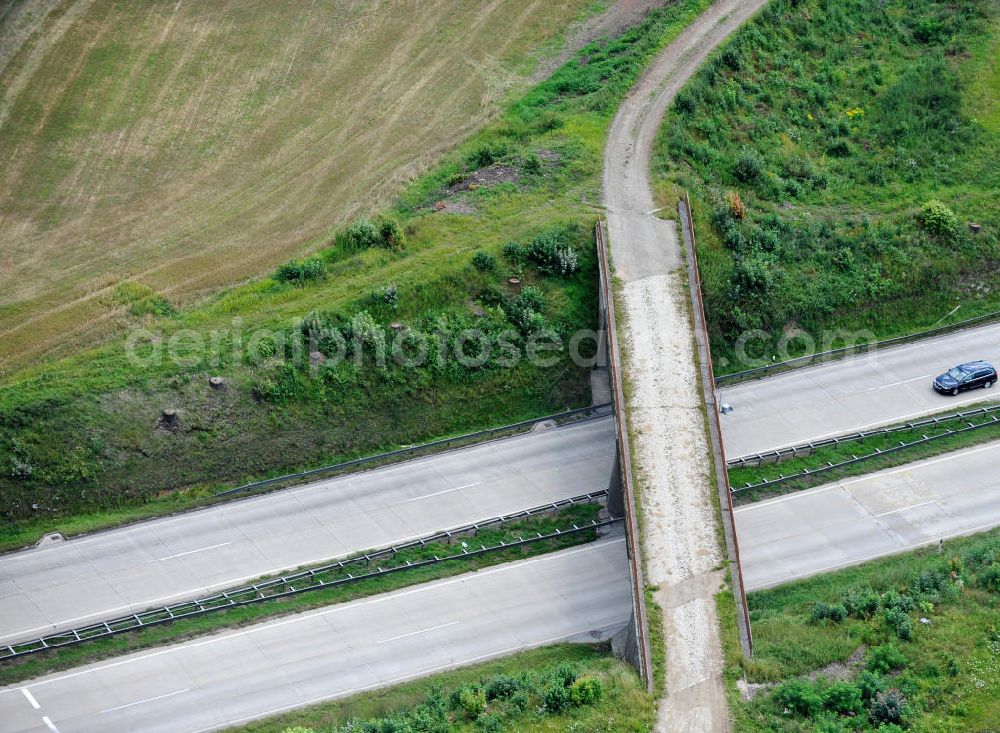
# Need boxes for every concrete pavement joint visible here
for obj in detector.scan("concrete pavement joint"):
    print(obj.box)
[99,688,191,714]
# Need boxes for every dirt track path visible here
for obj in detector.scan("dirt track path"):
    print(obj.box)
[602,1,768,730]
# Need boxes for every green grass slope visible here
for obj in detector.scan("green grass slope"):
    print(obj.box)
[720,529,1000,732]
[0,0,603,373]
[655,0,1000,370]
[0,0,713,548]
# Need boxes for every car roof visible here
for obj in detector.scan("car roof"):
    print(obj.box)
[957,360,995,370]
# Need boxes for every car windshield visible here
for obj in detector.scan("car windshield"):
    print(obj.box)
[948,367,968,381]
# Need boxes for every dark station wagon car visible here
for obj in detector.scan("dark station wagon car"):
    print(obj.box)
[932,360,997,396]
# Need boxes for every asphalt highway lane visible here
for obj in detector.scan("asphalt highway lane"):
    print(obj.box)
[718,322,1000,457]
[0,537,630,733]
[0,417,615,646]
[737,441,1000,590]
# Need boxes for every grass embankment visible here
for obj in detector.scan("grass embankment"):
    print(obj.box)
[0,0,606,371]
[729,404,1000,501]
[0,504,604,686]
[227,644,655,733]
[654,0,1000,371]
[0,0,711,547]
[720,529,1000,731]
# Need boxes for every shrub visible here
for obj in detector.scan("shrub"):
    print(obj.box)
[844,587,881,619]
[733,146,766,182]
[275,257,325,283]
[468,141,509,168]
[884,607,914,641]
[543,683,570,713]
[917,200,958,238]
[867,644,907,674]
[376,215,406,250]
[485,674,520,701]
[774,679,823,717]
[523,228,580,277]
[342,219,382,250]
[857,670,887,703]
[502,240,525,262]
[516,286,546,313]
[880,590,915,614]
[812,602,848,623]
[568,676,603,707]
[457,686,486,719]
[869,689,906,725]
[727,190,746,219]
[472,250,497,272]
[553,661,578,687]
[823,681,863,715]
[979,562,1000,592]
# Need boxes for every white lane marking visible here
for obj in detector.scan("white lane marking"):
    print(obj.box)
[100,688,190,713]
[404,483,480,503]
[377,621,460,644]
[42,717,60,733]
[153,542,231,562]
[874,500,937,517]
[21,688,40,709]
[9,539,625,692]
[866,374,931,391]
[6,417,613,559]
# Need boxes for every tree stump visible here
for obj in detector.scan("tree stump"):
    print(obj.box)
[159,409,180,430]
[969,222,982,234]
[208,376,227,390]
[507,277,522,293]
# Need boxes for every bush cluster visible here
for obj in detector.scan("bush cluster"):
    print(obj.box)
[503,225,582,277]
[275,256,325,283]
[339,215,407,252]
[287,660,605,732]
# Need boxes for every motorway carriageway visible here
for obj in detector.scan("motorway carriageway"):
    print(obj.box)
[736,440,1000,590]
[0,417,614,646]
[717,321,1000,457]
[0,538,630,733]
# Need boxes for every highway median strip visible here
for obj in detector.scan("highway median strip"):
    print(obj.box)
[0,497,615,686]
[729,402,1000,502]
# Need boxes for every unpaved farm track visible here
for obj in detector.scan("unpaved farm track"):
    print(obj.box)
[602,1,768,730]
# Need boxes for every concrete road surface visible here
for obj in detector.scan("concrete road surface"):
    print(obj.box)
[0,417,614,645]
[718,321,1000,457]
[737,441,1000,590]
[0,538,630,733]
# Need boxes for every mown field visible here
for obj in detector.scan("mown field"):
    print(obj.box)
[228,644,655,733]
[0,0,605,374]
[719,529,1000,732]
[0,0,713,548]
[655,0,1000,371]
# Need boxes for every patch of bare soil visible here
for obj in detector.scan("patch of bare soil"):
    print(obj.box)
[448,164,521,193]
[807,645,868,682]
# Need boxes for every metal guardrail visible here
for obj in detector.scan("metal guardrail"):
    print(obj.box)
[217,403,612,497]
[715,309,1000,388]
[680,194,754,657]
[595,220,655,691]
[1,492,616,661]
[728,404,1000,469]
[731,413,1000,494]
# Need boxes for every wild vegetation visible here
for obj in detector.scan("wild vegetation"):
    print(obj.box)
[655,0,1000,370]
[228,644,655,733]
[0,0,712,547]
[720,529,1000,731]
